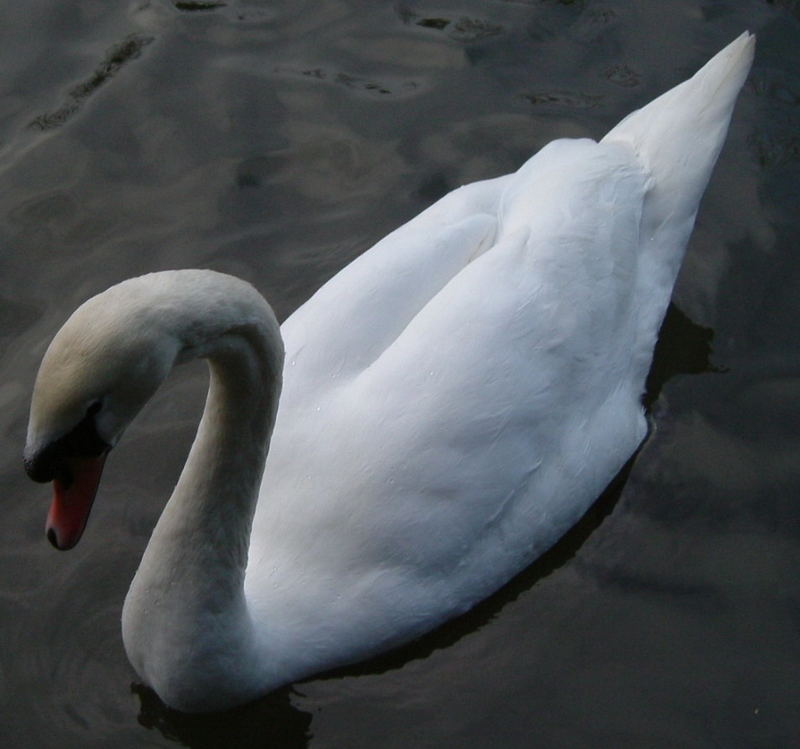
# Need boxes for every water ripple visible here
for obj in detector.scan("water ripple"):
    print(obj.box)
[28,34,154,131]
[273,64,421,98]
[521,89,604,110]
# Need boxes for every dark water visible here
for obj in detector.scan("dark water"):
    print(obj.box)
[1,1,798,746]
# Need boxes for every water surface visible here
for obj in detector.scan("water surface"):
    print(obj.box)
[1,1,798,747]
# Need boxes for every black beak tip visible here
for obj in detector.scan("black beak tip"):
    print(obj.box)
[46,526,75,551]
[46,527,60,549]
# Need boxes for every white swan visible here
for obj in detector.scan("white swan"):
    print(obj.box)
[24,34,754,712]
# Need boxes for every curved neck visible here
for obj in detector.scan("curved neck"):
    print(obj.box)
[153,333,279,593]
[121,271,284,711]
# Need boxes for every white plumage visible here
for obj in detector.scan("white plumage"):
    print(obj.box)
[25,33,754,711]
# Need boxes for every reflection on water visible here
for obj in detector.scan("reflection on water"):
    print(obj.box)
[1,0,799,747]
[134,684,312,749]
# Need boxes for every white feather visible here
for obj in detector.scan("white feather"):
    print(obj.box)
[25,34,755,711]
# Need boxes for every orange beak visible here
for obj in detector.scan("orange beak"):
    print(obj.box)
[46,453,108,550]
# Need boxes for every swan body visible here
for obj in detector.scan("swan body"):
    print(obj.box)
[24,34,754,711]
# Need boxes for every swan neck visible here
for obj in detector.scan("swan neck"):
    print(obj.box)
[121,272,284,710]
[150,282,283,579]
[178,334,280,569]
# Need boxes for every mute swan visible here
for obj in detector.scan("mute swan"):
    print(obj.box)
[24,34,754,712]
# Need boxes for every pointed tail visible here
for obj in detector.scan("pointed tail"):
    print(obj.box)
[602,32,755,231]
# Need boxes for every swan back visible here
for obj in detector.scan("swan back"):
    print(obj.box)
[247,35,754,676]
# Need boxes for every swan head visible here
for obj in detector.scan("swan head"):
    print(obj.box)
[24,280,180,550]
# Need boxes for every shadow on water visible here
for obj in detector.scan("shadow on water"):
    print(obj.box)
[644,303,724,408]
[134,683,312,749]
[133,303,721,747]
